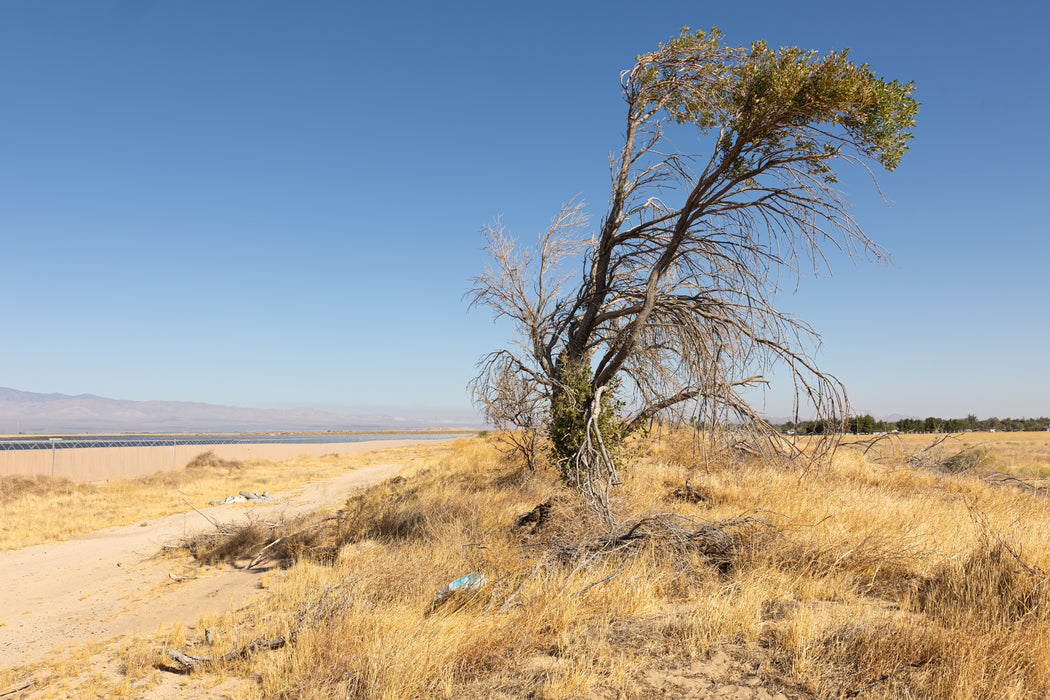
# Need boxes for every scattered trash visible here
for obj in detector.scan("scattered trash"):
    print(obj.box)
[427,572,488,615]
[208,495,246,505]
[208,490,274,506]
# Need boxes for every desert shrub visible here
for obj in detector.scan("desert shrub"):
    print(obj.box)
[0,474,81,504]
[179,512,332,566]
[940,447,996,473]
[181,520,271,564]
[184,450,246,472]
[0,474,104,507]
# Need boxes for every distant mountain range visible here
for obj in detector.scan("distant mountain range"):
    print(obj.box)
[0,387,915,435]
[0,388,480,434]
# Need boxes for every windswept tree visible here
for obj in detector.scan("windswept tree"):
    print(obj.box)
[470,28,918,518]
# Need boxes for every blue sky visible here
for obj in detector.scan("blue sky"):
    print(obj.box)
[1,0,1047,421]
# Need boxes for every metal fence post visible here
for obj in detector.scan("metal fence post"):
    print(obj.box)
[49,437,62,478]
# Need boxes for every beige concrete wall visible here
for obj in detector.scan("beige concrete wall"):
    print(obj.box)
[0,439,445,481]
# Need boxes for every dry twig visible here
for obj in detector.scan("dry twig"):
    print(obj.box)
[245,517,337,569]
[165,577,352,673]
[176,489,221,530]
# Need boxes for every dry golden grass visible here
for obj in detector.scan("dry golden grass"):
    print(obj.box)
[841,431,1050,477]
[0,442,457,551]
[9,432,1050,698]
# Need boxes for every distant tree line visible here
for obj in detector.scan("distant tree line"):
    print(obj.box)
[782,414,1050,435]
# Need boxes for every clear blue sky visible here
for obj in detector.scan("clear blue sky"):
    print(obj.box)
[1,0,1047,420]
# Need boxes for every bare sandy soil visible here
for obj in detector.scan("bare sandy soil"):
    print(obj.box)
[0,461,406,669]
[1,448,793,698]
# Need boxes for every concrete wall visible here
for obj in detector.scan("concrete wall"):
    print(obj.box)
[0,439,442,481]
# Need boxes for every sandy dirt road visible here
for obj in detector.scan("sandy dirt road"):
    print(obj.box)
[0,461,406,669]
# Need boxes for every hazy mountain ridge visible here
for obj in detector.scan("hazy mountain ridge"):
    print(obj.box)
[1,388,918,434]
[0,388,477,433]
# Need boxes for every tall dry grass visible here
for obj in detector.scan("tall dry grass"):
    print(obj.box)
[9,432,1050,698]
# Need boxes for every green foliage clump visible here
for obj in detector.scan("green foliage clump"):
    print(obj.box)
[548,360,624,482]
[942,447,996,473]
[638,26,918,182]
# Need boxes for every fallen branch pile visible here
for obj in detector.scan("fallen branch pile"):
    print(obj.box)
[178,513,338,567]
[551,512,777,571]
[982,472,1050,498]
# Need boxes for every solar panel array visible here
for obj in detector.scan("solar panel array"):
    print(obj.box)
[0,433,466,451]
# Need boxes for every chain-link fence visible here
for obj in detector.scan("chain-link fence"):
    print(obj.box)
[0,433,467,479]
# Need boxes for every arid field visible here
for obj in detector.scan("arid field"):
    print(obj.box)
[0,439,457,550]
[0,436,469,481]
[854,431,1050,477]
[2,431,1050,698]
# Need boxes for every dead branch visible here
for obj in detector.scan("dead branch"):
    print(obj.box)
[177,489,221,530]
[245,517,337,569]
[164,576,352,673]
[167,638,287,670]
[838,432,901,458]
[577,561,630,596]
[967,502,1045,578]
[552,511,777,571]
[0,679,36,698]
[904,435,955,469]
[983,472,1050,498]
[670,478,714,504]
[499,561,547,612]
[558,550,607,595]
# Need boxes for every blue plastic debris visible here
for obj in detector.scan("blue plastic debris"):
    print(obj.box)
[428,572,488,613]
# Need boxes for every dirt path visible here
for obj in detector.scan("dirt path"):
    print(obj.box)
[0,461,406,669]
